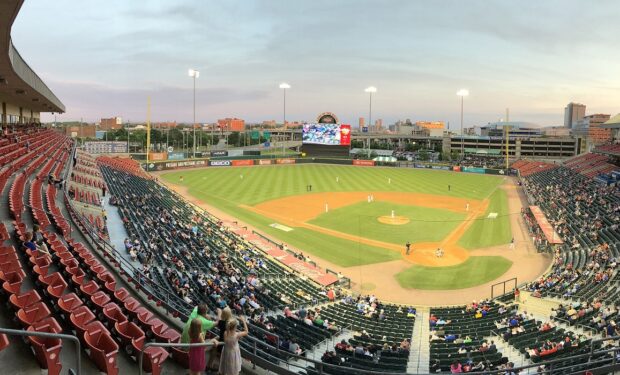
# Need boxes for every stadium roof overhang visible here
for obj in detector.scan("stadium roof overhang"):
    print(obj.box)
[0,0,65,114]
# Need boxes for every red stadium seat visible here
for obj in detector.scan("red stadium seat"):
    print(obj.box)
[170,337,190,369]
[46,274,68,300]
[79,279,100,298]
[97,271,116,293]
[9,289,42,311]
[102,302,128,328]
[57,293,83,316]
[84,323,118,375]
[113,287,130,304]
[70,269,86,287]
[27,317,63,374]
[152,324,181,344]
[37,271,63,289]
[90,290,111,311]
[132,335,169,375]
[136,308,155,330]
[1,269,25,295]
[17,301,51,327]
[0,333,8,351]
[114,320,144,354]
[122,297,142,318]
[69,305,96,339]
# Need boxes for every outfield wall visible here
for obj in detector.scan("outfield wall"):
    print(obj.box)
[142,156,512,175]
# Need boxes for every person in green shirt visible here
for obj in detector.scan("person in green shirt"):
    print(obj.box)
[182,304,216,343]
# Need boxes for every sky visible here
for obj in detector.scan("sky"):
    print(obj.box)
[11,0,620,127]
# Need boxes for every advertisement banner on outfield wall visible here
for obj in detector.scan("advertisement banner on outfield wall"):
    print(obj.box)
[161,160,207,170]
[168,152,185,160]
[453,166,461,172]
[484,169,506,175]
[432,165,451,171]
[149,152,168,161]
[276,159,296,164]
[462,167,486,174]
[210,150,228,157]
[231,159,254,167]
[352,160,375,166]
[209,160,232,167]
[258,159,273,165]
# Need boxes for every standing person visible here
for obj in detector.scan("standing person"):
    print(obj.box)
[182,304,216,343]
[207,307,233,371]
[510,237,515,249]
[405,241,411,255]
[188,318,207,375]
[101,185,106,197]
[514,287,521,303]
[448,184,451,192]
[219,316,249,375]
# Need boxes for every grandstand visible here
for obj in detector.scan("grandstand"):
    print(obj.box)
[2,1,620,375]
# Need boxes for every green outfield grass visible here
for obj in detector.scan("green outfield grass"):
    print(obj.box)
[457,189,512,250]
[309,201,466,245]
[395,256,513,289]
[161,164,507,269]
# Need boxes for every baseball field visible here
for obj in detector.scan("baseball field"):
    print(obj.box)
[159,164,524,294]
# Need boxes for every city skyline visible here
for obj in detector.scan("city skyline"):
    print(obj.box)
[12,0,620,126]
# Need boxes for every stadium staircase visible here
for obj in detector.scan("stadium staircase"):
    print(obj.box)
[407,308,428,373]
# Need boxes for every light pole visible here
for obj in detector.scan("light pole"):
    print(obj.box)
[364,86,377,157]
[456,89,469,160]
[188,69,199,158]
[279,83,290,155]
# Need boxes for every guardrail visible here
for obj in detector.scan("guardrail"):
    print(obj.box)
[0,327,81,375]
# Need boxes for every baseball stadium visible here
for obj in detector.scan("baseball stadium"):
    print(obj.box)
[1,1,620,375]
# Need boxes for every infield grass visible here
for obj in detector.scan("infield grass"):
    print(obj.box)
[395,256,513,289]
[309,201,466,245]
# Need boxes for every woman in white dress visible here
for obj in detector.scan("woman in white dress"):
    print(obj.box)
[219,315,248,375]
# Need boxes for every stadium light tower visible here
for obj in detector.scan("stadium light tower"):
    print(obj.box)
[279,83,290,154]
[188,69,200,158]
[456,89,469,159]
[364,86,377,130]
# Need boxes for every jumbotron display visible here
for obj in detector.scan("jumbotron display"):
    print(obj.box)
[302,123,351,146]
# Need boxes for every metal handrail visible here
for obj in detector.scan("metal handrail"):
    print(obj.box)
[0,327,81,375]
[138,341,216,375]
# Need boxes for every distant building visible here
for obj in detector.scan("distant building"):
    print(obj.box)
[415,121,445,130]
[481,122,543,138]
[153,121,177,129]
[100,117,122,130]
[564,102,586,128]
[374,119,383,130]
[217,118,245,132]
[261,120,277,127]
[573,114,612,145]
[358,117,365,128]
[542,126,571,137]
[65,124,96,138]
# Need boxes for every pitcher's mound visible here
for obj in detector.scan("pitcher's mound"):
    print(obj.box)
[378,215,410,225]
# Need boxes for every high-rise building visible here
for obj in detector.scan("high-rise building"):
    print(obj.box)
[374,119,383,130]
[564,102,586,128]
[358,117,365,128]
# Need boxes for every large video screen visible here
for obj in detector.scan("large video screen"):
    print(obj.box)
[302,123,351,146]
